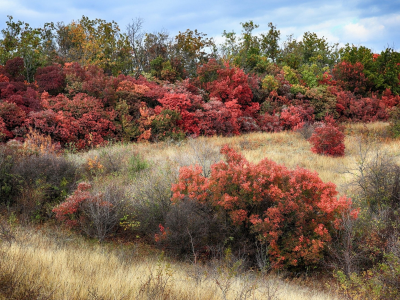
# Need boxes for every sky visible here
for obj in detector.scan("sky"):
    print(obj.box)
[1,0,399,52]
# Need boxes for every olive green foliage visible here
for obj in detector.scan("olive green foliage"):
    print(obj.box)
[0,144,22,206]
[300,63,326,88]
[301,31,339,67]
[282,65,299,84]
[290,84,307,95]
[151,109,185,142]
[150,56,178,81]
[389,107,400,138]
[221,20,281,73]
[262,75,279,93]
[128,153,149,176]
[278,34,303,69]
[0,16,44,81]
[305,85,337,120]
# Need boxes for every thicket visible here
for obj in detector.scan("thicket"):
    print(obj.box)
[0,17,399,149]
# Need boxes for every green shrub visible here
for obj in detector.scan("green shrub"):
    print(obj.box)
[389,106,400,138]
[151,109,186,142]
[128,162,177,238]
[305,86,337,120]
[282,65,299,84]
[11,153,78,220]
[262,75,279,94]
[290,84,307,95]
[128,153,149,176]
[300,64,319,88]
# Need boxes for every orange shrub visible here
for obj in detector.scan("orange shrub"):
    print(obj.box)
[171,146,355,269]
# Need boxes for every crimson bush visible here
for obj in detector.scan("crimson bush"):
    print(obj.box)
[308,117,345,157]
[171,145,355,269]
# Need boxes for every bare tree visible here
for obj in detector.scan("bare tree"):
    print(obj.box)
[170,137,222,178]
[126,18,146,78]
[344,136,400,214]
[326,208,365,276]
[80,183,126,242]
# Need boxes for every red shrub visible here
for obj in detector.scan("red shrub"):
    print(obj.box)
[334,89,390,122]
[52,182,92,228]
[280,105,314,130]
[195,58,222,88]
[115,74,169,108]
[22,87,41,112]
[206,62,254,109]
[4,57,26,82]
[27,92,117,148]
[308,121,345,157]
[0,117,12,141]
[318,72,336,86]
[0,74,9,83]
[171,146,354,269]
[0,81,28,99]
[157,93,201,136]
[35,64,65,95]
[381,89,400,108]
[81,65,108,99]
[258,113,282,132]
[0,101,26,136]
[196,99,242,136]
[63,62,87,82]
[25,109,72,143]
[264,91,291,113]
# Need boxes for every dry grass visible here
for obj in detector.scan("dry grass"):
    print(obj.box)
[0,225,342,300]
[70,122,400,195]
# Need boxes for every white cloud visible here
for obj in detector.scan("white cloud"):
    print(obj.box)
[342,20,385,43]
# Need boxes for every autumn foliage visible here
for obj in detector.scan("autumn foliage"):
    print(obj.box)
[25,92,117,149]
[0,47,398,149]
[333,61,369,95]
[171,145,355,268]
[308,116,345,157]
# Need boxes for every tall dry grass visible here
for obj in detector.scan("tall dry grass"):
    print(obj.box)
[0,225,342,300]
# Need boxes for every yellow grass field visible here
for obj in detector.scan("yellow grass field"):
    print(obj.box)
[0,226,342,300]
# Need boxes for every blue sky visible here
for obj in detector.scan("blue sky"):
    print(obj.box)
[1,0,399,52]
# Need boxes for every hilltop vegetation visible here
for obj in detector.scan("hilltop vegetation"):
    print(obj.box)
[1,16,400,299]
[0,16,400,147]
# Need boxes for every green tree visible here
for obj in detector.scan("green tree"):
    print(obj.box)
[54,16,131,75]
[260,22,281,62]
[0,16,44,81]
[173,29,215,77]
[278,34,303,69]
[301,31,339,67]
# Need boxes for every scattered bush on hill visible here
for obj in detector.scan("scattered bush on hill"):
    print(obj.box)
[308,116,345,157]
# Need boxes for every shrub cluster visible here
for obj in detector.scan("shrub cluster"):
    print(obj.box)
[0,51,399,150]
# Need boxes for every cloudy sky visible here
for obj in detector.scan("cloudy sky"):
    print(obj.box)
[1,0,399,52]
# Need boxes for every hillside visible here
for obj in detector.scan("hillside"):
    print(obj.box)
[1,16,400,299]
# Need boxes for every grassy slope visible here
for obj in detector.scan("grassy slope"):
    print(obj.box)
[2,122,399,299]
